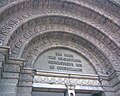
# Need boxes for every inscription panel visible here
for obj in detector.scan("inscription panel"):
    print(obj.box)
[34,48,96,74]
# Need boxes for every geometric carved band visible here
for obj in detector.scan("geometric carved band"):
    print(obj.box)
[33,75,101,86]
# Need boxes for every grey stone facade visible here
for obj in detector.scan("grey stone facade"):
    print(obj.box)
[0,0,120,96]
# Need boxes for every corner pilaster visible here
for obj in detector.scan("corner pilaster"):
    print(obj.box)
[0,46,24,96]
[17,68,35,96]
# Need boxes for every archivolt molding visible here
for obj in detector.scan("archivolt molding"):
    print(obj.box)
[22,32,113,75]
[0,0,119,47]
[7,16,120,70]
[0,0,27,14]
[0,0,17,9]
[0,0,119,76]
[0,1,119,95]
[0,0,119,24]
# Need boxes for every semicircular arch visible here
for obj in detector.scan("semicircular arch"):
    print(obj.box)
[21,31,114,75]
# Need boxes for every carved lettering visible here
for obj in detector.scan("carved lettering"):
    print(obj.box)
[47,51,82,73]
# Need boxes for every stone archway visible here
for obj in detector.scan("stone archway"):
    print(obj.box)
[16,31,114,96]
[0,0,119,96]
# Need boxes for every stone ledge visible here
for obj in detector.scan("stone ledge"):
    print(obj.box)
[0,46,10,52]
[7,58,25,66]
[0,78,18,84]
[21,68,33,74]
[2,72,19,79]
[4,64,20,73]
[18,81,32,87]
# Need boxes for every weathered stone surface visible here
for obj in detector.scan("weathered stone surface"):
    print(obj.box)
[2,72,19,78]
[103,92,115,96]
[0,0,120,96]
[0,78,18,84]
[4,64,20,72]
[17,87,32,93]
[0,84,16,92]
[0,92,16,96]
[17,87,32,96]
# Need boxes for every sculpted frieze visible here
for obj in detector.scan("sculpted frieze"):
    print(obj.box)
[0,9,116,71]
[0,0,119,24]
[0,2,119,47]
[8,17,117,56]
[0,0,119,75]
[33,75,101,86]
[8,22,119,71]
[21,34,113,75]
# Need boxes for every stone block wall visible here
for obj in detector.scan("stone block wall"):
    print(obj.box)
[0,46,24,96]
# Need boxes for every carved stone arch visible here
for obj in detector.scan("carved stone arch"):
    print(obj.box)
[21,31,113,75]
[0,1,119,73]
[0,0,119,46]
[0,0,119,24]
[0,1,120,96]
[6,14,119,47]
[7,15,118,47]
[4,15,118,70]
